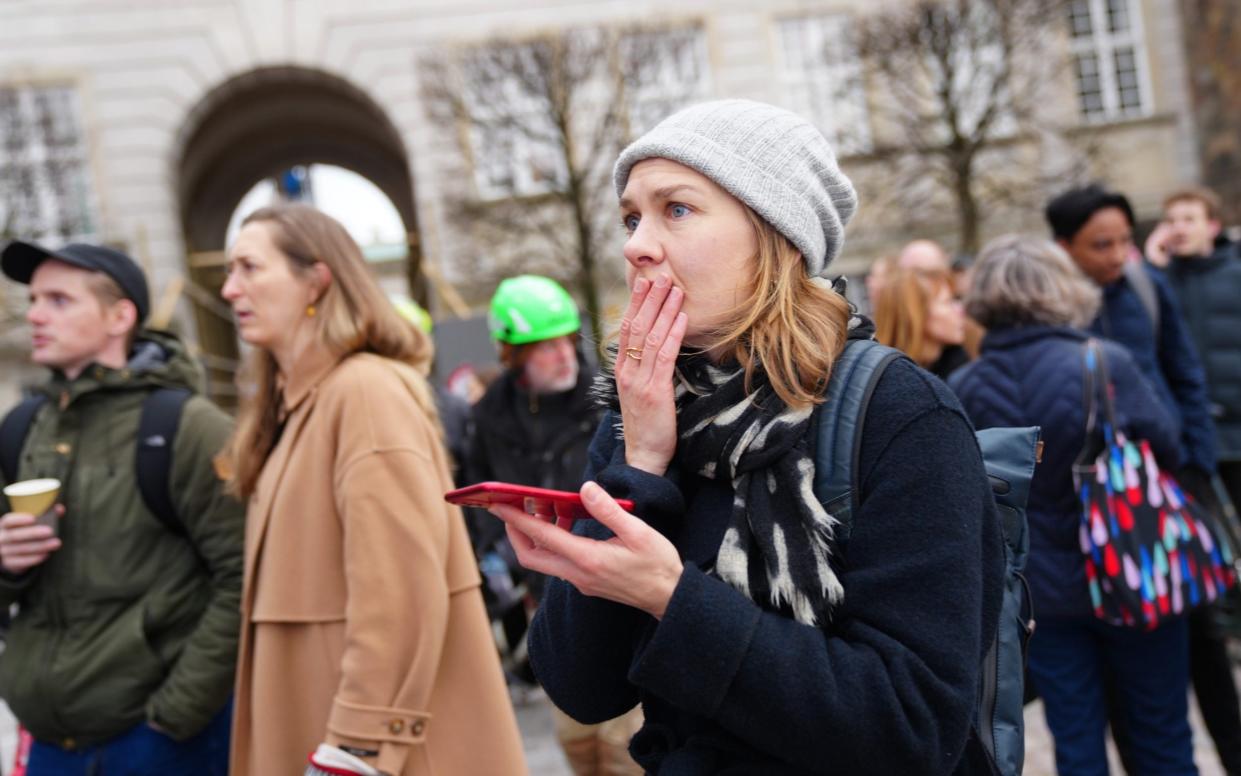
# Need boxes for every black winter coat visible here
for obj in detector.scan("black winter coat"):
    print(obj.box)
[1167,239,1241,460]
[465,361,601,552]
[530,359,1003,775]
[950,326,1181,618]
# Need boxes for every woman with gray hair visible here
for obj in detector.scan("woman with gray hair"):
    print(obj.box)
[952,234,1197,775]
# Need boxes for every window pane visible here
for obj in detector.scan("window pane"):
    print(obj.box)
[620,27,710,137]
[0,85,95,243]
[0,89,23,156]
[1113,47,1143,111]
[33,88,80,149]
[776,15,871,154]
[1075,53,1104,117]
[1067,0,1093,38]
[460,40,569,199]
[1106,0,1131,33]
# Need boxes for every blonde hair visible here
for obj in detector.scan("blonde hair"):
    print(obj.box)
[223,203,437,499]
[966,234,1101,330]
[608,208,851,410]
[873,268,954,365]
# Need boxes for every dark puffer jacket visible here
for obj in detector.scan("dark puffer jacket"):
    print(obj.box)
[1167,239,1241,460]
[1090,262,1215,474]
[950,325,1181,618]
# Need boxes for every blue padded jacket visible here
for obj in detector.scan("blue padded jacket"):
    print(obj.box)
[951,325,1180,617]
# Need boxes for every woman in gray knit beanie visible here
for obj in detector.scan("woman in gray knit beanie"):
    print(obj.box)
[491,100,1002,775]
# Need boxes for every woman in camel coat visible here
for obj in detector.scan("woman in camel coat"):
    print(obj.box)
[220,203,525,776]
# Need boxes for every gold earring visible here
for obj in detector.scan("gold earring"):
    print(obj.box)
[306,304,316,318]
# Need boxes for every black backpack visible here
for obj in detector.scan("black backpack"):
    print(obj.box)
[0,388,191,534]
[812,339,1038,776]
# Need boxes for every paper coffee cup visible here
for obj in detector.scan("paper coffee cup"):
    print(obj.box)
[3,478,61,516]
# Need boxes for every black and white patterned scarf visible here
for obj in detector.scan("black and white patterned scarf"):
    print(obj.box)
[594,308,874,626]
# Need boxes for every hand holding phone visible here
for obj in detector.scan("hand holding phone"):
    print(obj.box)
[485,480,684,619]
[444,482,634,526]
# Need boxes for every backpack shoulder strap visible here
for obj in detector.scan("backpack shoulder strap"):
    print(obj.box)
[0,395,48,485]
[135,387,192,535]
[1122,261,1160,337]
[811,340,901,549]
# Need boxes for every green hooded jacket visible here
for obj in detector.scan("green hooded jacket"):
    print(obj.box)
[0,330,244,747]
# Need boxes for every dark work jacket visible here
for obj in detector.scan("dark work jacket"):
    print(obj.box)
[465,360,601,552]
[530,359,1003,775]
[950,326,1181,619]
[1166,239,1241,460]
[1090,262,1215,474]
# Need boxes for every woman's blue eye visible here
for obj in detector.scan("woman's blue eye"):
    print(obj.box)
[622,214,640,232]
[669,204,691,218]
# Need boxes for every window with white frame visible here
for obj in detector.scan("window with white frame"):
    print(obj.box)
[776,15,871,156]
[0,84,96,243]
[1067,0,1150,122]
[619,26,711,138]
[461,43,569,200]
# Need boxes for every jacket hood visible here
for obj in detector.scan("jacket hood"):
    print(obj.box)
[40,328,206,401]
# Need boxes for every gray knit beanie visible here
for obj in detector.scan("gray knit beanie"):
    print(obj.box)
[614,99,858,278]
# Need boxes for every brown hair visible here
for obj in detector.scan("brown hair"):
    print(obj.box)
[85,271,138,351]
[873,268,954,366]
[498,331,580,371]
[223,203,437,499]
[1163,186,1222,221]
[605,208,851,409]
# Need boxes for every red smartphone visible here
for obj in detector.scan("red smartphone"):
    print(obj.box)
[444,482,634,524]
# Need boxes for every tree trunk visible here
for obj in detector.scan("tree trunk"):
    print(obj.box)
[954,161,981,255]
[570,190,605,350]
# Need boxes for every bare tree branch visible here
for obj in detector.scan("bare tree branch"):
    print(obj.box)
[855,0,1090,252]
[420,23,706,345]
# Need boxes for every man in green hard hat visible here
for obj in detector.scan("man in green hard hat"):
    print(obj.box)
[467,275,642,775]
[469,275,596,496]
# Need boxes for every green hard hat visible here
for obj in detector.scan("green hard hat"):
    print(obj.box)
[391,295,433,334]
[488,275,581,345]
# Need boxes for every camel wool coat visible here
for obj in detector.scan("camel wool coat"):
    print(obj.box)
[230,350,526,776]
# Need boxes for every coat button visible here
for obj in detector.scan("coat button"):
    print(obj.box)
[388,719,405,734]
[411,720,425,736]
[55,442,71,455]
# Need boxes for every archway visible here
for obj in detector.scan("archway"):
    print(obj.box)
[174,66,422,401]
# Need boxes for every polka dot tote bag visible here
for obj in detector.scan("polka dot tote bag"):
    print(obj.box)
[1073,340,1235,629]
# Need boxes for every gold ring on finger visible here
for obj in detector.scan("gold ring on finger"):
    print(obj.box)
[624,347,644,361]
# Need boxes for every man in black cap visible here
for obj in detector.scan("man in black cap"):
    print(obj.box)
[0,241,244,775]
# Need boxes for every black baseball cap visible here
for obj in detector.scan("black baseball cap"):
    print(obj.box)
[1,240,150,323]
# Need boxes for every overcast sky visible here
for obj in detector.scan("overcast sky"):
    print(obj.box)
[225,165,406,250]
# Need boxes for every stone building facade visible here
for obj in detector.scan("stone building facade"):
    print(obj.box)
[0,0,1218,404]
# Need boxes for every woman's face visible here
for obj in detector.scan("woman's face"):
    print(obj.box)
[221,221,319,354]
[619,159,758,345]
[925,282,966,347]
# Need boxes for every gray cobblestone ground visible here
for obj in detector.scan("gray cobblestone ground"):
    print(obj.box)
[0,673,1236,775]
